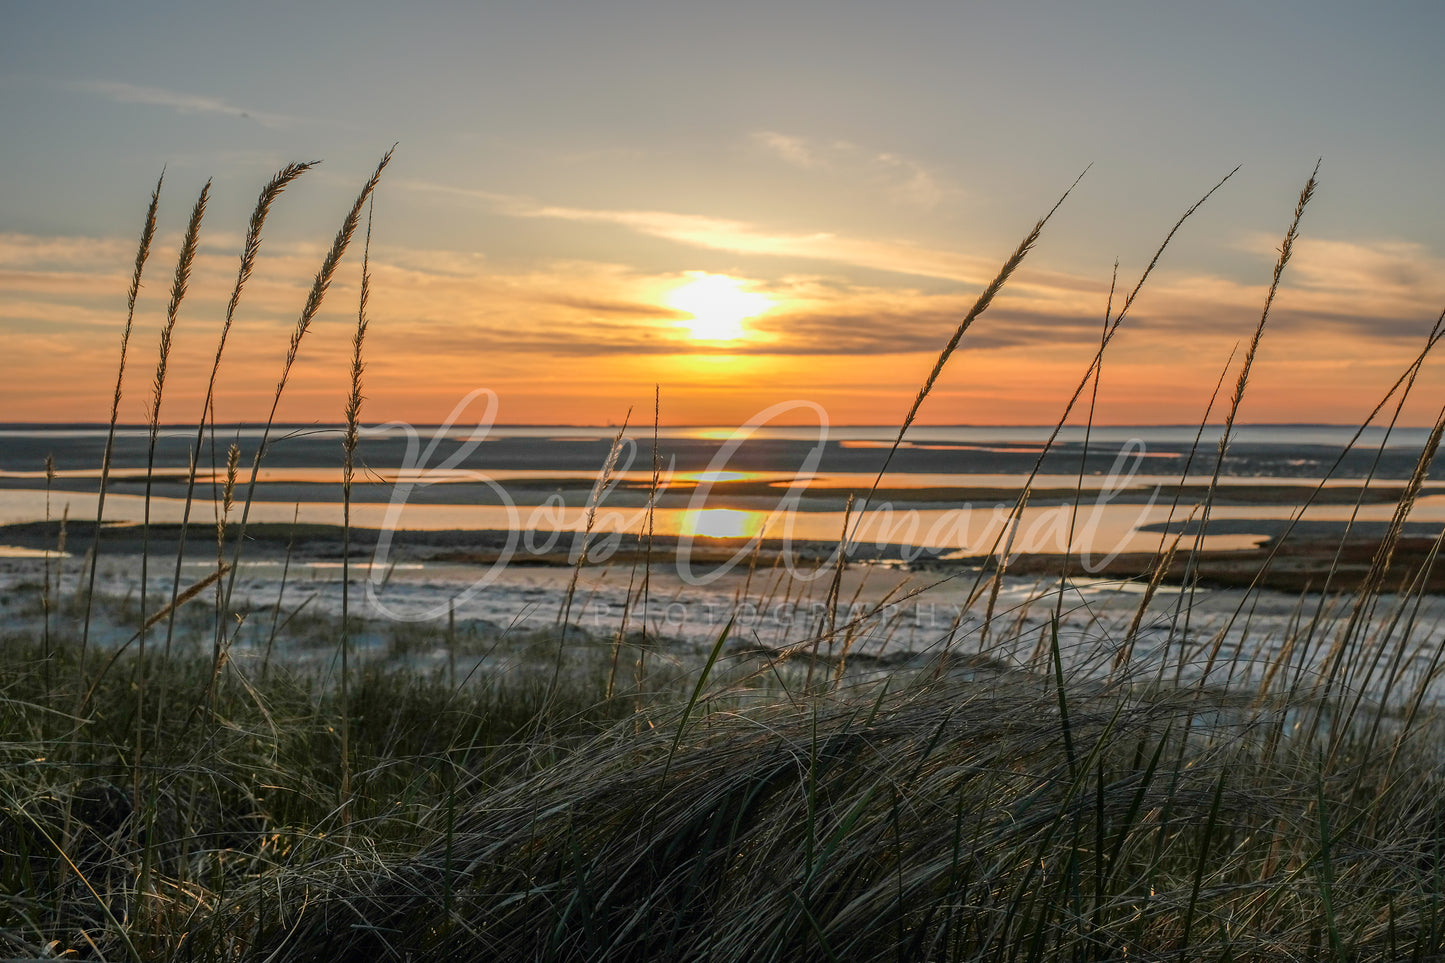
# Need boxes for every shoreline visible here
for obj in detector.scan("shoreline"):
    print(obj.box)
[3,517,1440,593]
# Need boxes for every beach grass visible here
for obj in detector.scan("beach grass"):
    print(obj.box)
[5,159,1445,962]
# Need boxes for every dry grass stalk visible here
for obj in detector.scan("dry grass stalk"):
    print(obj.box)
[213,439,242,651]
[149,181,210,444]
[1055,260,1117,618]
[82,563,233,709]
[1138,347,1239,677]
[80,170,162,677]
[1117,528,1187,672]
[560,414,632,624]
[946,168,1241,661]
[981,490,1028,652]
[132,180,208,881]
[221,443,241,519]
[858,170,1087,519]
[1312,407,1445,741]
[549,412,632,713]
[340,199,375,825]
[221,147,394,632]
[1209,308,1445,641]
[637,385,662,712]
[806,493,853,690]
[1180,163,1319,682]
[42,454,56,697]
[1352,524,1445,760]
[137,181,209,637]
[262,505,302,680]
[162,161,316,663]
[150,161,313,752]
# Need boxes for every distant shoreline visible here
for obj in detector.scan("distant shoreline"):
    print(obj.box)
[4,518,1441,594]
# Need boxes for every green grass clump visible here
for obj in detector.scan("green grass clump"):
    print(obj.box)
[231,672,1445,963]
[8,635,1445,961]
[0,636,643,958]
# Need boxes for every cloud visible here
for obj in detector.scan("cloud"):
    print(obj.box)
[752,131,818,169]
[73,80,297,129]
[5,219,1445,401]
[400,178,995,281]
[751,131,959,210]
[1107,235,1445,345]
[526,203,1001,283]
[874,151,952,209]
[0,298,123,328]
[1240,235,1443,292]
[1252,236,1445,319]
[353,260,1106,361]
[0,233,131,268]
[543,295,682,319]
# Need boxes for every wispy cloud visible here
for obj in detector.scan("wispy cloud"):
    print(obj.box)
[752,131,819,169]
[1248,235,1445,303]
[529,202,996,284]
[73,80,297,129]
[400,178,995,282]
[751,131,959,209]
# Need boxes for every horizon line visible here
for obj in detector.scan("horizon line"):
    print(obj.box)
[0,421,1436,431]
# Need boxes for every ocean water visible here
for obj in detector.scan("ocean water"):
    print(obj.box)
[1,423,1443,556]
[5,423,1445,708]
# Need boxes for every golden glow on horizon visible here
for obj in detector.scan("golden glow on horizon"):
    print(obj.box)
[668,273,772,341]
[681,508,764,539]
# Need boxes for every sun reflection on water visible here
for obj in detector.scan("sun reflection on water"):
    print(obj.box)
[680,508,765,539]
[677,469,749,484]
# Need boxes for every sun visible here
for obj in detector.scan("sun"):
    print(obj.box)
[668,273,771,341]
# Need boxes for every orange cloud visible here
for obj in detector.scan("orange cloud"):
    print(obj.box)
[4,213,1444,428]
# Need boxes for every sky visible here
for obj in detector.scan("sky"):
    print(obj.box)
[4,0,1445,427]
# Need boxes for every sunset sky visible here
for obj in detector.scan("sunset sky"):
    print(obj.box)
[4,1,1445,427]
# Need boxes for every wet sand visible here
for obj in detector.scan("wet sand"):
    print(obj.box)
[3,514,1438,594]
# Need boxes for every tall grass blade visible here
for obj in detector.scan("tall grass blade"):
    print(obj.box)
[661,615,735,785]
[160,161,315,671]
[220,148,393,643]
[339,198,375,826]
[80,170,162,679]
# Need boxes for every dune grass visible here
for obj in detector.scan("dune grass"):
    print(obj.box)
[6,159,1445,962]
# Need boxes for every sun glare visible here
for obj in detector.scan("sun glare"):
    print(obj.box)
[668,273,771,341]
